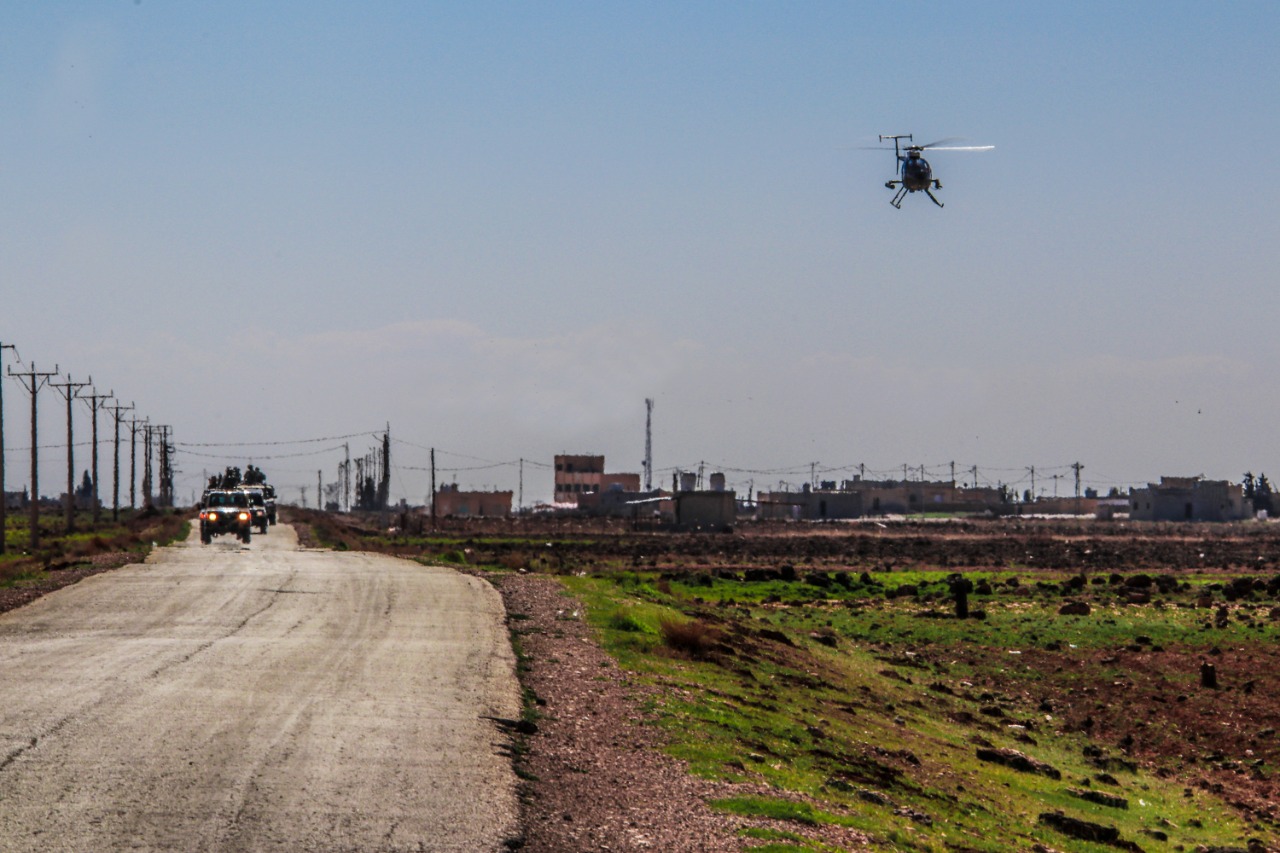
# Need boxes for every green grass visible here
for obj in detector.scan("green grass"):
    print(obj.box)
[561,567,1274,851]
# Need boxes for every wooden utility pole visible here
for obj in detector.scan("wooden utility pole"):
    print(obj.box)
[8,362,59,550]
[317,470,322,512]
[0,342,18,555]
[142,424,153,509]
[107,401,134,520]
[49,375,91,533]
[429,447,436,527]
[76,386,113,525]
[156,425,173,508]
[128,416,145,509]
[1072,461,1084,514]
[343,443,350,512]
[377,425,390,514]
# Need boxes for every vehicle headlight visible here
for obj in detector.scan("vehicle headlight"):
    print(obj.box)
[208,512,219,521]
[238,512,250,521]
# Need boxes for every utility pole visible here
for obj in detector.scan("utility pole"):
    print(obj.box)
[49,374,90,534]
[378,425,390,514]
[971,465,978,489]
[156,425,173,508]
[1027,466,1036,501]
[518,457,524,512]
[142,424,154,509]
[107,401,134,520]
[8,362,59,550]
[76,386,113,525]
[429,447,436,527]
[0,342,18,555]
[1072,461,1084,513]
[343,443,350,512]
[128,416,145,509]
[317,470,322,512]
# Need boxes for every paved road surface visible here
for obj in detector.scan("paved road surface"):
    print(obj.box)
[0,524,521,852]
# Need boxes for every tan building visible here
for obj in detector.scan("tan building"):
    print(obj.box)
[553,454,641,505]
[1129,477,1250,522]
[433,484,512,518]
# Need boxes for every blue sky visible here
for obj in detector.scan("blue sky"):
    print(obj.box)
[2,2,1278,505]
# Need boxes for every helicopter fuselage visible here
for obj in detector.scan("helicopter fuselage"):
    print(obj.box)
[899,151,934,191]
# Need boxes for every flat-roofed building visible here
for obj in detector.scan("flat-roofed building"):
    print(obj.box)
[1130,476,1250,522]
[553,454,641,505]
[433,484,513,518]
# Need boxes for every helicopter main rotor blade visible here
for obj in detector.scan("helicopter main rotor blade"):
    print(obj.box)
[917,137,965,149]
[922,145,994,151]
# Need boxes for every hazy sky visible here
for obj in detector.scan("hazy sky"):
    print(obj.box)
[3,2,1278,505]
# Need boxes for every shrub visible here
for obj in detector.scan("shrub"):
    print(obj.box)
[659,617,721,658]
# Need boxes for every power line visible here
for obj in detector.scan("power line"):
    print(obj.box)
[175,430,381,448]
[178,444,348,461]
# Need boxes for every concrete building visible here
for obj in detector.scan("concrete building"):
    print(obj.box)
[433,484,513,518]
[1129,476,1251,522]
[553,454,641,505]
[579,488,674,521]
[756,480,1009,520]
[675,491,737,529]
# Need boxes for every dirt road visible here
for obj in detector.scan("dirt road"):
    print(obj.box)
[0,525,521,852]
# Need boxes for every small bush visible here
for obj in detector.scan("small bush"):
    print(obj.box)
[659,617,720,658]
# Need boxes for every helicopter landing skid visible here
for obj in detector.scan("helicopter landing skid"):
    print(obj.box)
[885,180,944,209]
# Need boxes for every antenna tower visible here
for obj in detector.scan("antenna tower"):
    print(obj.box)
[643,398,653,492]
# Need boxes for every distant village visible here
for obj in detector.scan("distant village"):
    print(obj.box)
[431,454,1267,528]
[4,451,1267,528]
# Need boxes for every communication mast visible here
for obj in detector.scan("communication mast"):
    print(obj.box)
[643,398,653,492]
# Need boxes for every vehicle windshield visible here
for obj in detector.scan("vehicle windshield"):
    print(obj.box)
[245,492,265,506]
[207,492,248,508]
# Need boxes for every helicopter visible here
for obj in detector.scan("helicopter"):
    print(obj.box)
[872,134,993,208]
